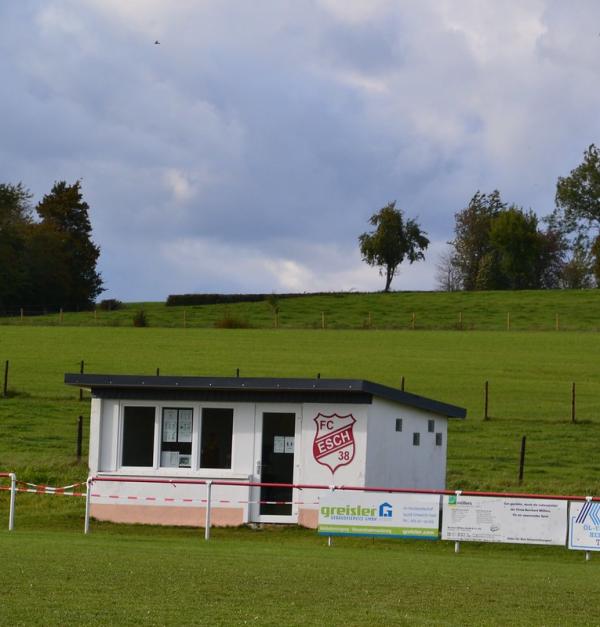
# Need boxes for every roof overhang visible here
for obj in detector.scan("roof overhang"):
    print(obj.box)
[64,374,466,419]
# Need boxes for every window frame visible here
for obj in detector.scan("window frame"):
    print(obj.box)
[116,400,237,476]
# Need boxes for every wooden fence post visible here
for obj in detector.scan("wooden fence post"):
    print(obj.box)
[79,360,84,401]
[59,308,64,324]
[506,312,510,331]
[571,382,576,423]
[20,308,24,322]
[321,312,326,329]
[458,312,463,330]
[484,381,489,420]
[400,376,405,391]
[2,360,8,397]
[555,313,560,331]
[77,416,83,462]
[518,435,527,484]
[411,312,416,330]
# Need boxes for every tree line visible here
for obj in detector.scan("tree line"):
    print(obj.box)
[360,144,600,291]
[0,181,102,312]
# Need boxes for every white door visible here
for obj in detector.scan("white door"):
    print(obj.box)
[251,404,302,523]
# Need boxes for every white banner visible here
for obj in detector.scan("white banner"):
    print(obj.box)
[568,501,600,551]
[318,492,440,539]
[442,495,567,546]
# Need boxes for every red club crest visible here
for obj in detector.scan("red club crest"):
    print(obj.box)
[312,413,356,474]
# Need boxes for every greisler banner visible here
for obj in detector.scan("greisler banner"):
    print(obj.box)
[317,492,440,539]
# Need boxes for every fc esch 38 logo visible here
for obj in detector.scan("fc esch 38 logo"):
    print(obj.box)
[312,413,356,474]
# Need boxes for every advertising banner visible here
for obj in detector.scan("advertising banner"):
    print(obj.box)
[568,501,600,551]
[442,495,567,546]
[318,492,440,539]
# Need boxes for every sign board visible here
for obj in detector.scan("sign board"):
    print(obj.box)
[442,495,567,546]
[273,436,284,453]
[284,437,295,454]
[162,410,178,442]
[568,501,600,551]
[318,492,440,539]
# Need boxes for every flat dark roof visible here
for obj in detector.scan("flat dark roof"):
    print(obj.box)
[64,374,466,419]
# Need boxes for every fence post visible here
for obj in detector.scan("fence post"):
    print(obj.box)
[454,490,462,553]
[518,436,527,484]
[204,480,213,541]
[321,312,326,330]
[555,313,560,332]
[327,485,335,547]
[411,312,416,330]
[484,381,489,420]
[79,360,84,401]
[506,312,510,331]
[585,496,592,561]
[59,308,64,324]
[400,376,405,392]
[77,416,83,462]
[2,360,8,397]
[571,382,576,423]
[458,312,463,330]
[84,477,92,534]
[20,308,24,322]
[183,309,187,329]
[8,473,16,531]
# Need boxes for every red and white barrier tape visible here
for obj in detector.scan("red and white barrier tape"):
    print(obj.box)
[90,492,318,506]
[12,481,87,497]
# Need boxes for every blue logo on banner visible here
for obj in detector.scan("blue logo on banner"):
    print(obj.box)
[379,502,393,518]
[576,501,600,525]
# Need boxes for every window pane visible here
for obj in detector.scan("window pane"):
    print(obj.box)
[160,408,193,468]
[201,408,233,469]
[395,418,403,432]
[428,419,435,433]
[413,432,420,446]
[122,406,155,466]
[436,432,443,446]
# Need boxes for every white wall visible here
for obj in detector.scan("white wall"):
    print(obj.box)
[365,398,448,490]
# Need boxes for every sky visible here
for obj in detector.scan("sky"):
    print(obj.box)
[2,0,600,300]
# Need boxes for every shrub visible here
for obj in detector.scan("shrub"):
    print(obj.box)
[133,309,148,327]
[98,298,123,311]
[214,315,251,329]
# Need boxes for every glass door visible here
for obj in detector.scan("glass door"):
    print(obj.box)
[252,407,300,523]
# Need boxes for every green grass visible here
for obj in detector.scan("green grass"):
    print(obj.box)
[1,324,600,625]
[3,288,600,331]
[0,525,598,626]
[1,326,599,494]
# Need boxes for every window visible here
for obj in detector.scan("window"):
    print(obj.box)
[122,406,155,466]
[160,408,193,468]
[413,432,420,446]
[436,432,443,446]
[395,418,403,432]
[428,419,435,433]
[200,408,233,469]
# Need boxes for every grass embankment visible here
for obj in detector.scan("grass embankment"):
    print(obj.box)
[0,526,597,626]
[2,288,600,331]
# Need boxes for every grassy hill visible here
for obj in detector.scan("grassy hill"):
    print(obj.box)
[2,288,600,331]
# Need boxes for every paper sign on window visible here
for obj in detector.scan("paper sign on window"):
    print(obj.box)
[284,437,295,453]
[273,436,285,453]
[178,410,193,443]
[162,410,178,442]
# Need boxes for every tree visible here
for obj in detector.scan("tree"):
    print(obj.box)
[554,144,600,287]
[0,183,33,311]
[35,181,103,308]
[488,207,542,289]
[451,190,506,290]
[555,144,600,231]
[359,202,429,292]
[435,247,462,291]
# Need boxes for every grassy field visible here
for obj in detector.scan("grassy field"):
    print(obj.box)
[2,288,600,331]
[0,523,598,626]
[1,323,600,625]
[1,326,599,494]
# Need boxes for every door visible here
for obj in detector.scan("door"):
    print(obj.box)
[253,407,300,523]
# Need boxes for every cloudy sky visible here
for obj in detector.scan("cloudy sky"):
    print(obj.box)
[2,1,600,300]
